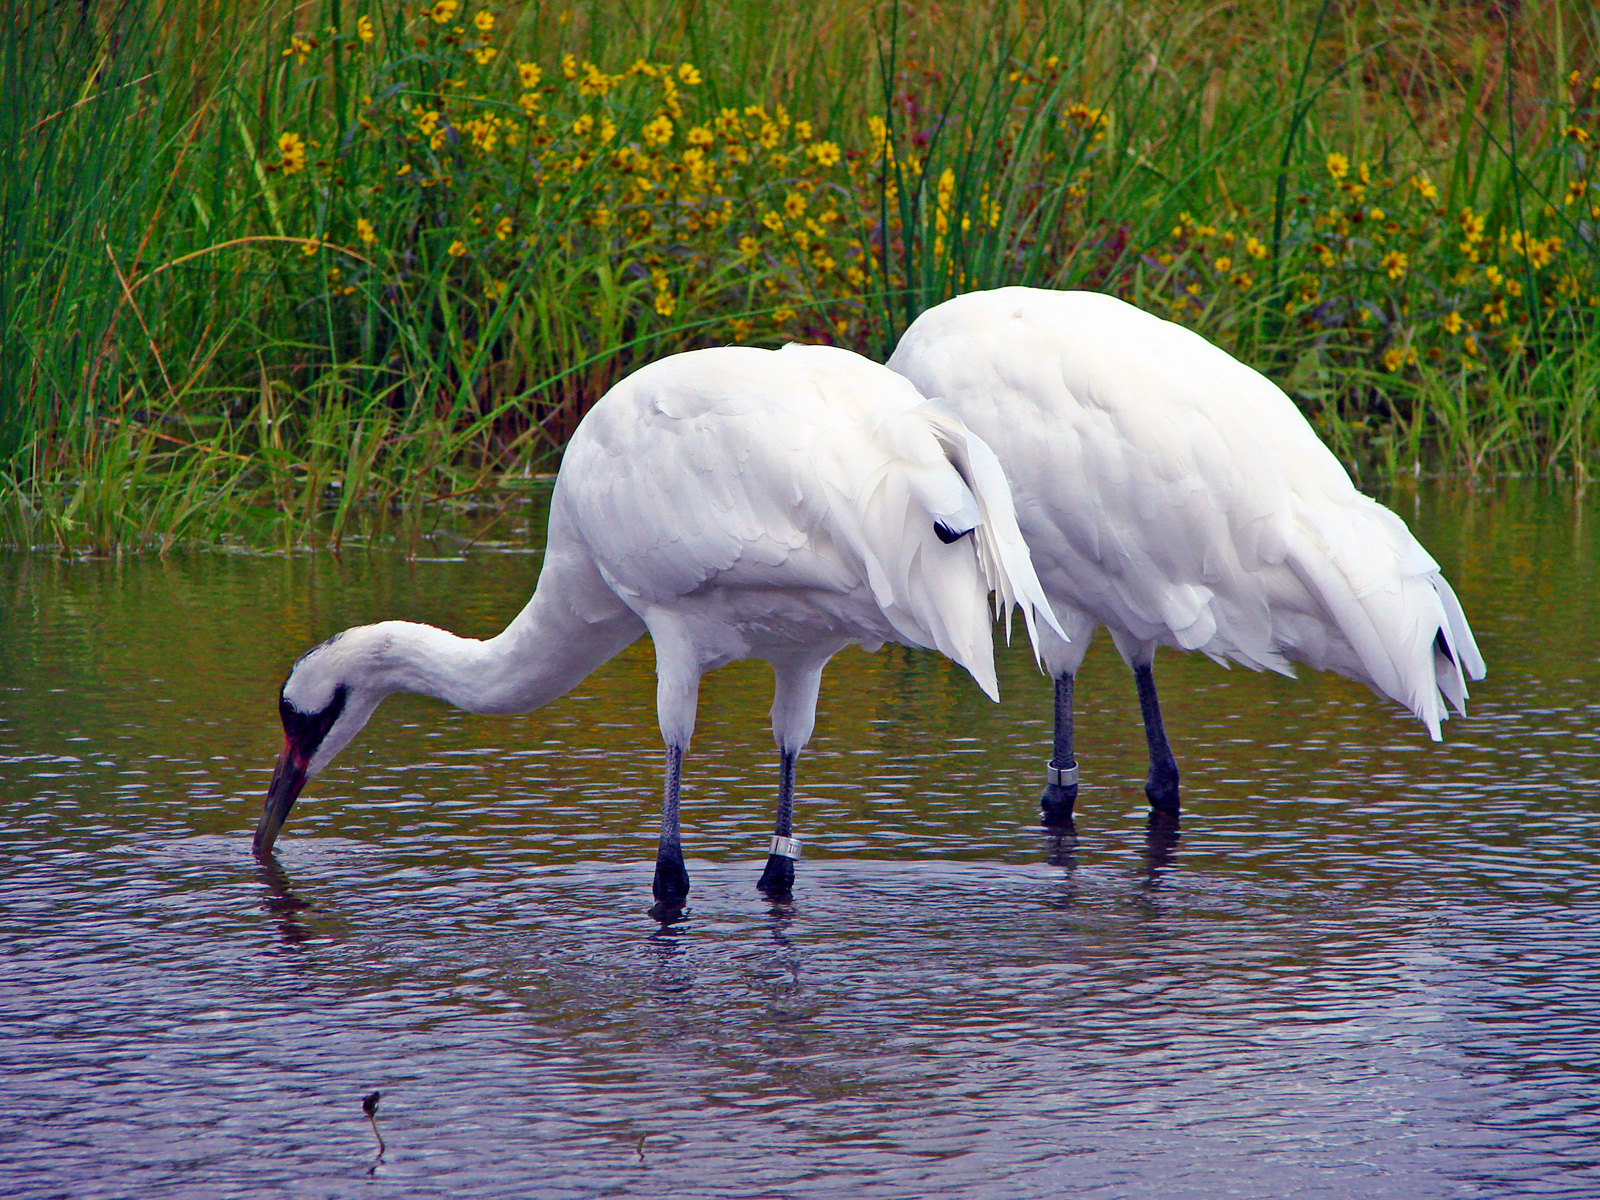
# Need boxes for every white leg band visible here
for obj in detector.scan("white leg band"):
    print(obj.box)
[769,835,802,860]
[1047,762,1079,787]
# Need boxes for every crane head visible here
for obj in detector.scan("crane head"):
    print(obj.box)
[254,630,378,857]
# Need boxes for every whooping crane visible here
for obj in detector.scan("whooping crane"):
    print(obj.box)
[255,343,1060,912]
[887,287,1485,825]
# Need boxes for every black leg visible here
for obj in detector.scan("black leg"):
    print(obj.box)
[1133,662,1181,816]
[652,743,690,915]
[758,749,798,897]
[1040,673,1079,829]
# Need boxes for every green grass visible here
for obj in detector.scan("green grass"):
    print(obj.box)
[3,0,1598,552]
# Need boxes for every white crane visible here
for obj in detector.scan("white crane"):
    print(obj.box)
[887,287,1485,825]
[254,343,1060,912]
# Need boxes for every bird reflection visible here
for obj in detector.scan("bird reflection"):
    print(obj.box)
[1041,810,1079,867]
[1144,810,1181,873]
[643,917,695,1007]
[764,901,802,997]
[648,895,689,925]
[255,855,315,945]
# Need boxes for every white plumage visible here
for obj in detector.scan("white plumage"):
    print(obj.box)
[254,343,1060,910]
[887,287,1485,819]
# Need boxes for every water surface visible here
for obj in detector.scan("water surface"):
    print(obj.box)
[2,481,1597,1197]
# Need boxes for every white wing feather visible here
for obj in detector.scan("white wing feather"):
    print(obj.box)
[889,287,1483,736]
[560,343,1060,701]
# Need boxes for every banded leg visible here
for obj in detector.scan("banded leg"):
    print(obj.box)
[652,743,691,910]
[757,749,799,897]
[1040,672,1079,826]
[1133,662,1180,816]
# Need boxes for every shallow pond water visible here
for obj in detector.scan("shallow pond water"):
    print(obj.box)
[2,481,1598,1198]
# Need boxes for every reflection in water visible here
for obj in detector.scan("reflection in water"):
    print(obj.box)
[3,482,1600,1196]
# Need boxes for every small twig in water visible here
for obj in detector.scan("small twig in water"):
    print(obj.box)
[363,1090,385,1162]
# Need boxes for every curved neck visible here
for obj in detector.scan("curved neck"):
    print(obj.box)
[373,546,645,715]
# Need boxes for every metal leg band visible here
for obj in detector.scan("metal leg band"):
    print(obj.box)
[1047,761,1079,787]
[769,835,802,860]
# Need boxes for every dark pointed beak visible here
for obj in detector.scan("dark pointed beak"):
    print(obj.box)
[255,740,309,858]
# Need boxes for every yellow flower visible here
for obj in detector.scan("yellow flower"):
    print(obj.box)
[758,122,781,149]
[738,236,758,256]
[1317,244,1337,267]
[561,53,577,80]
[517,92,539,116]
[730,318,754,339]
[1511,233,1559,268]
[783,192,807,220]
[300,238,321,256]
[356,217,376,244]
[578,61,615,97]
[1325,152,1349,180]
[396,163,411,176]
[687,125,715,148]
[761,210,783,232]
[283,34,315,65]
[794,120,812,142]
[1566,125,1593,146]
[1213,255,1232,273]
[429,0,458,24]
[1381,250,1407,280]
[1244,235,1267,259]
[677,62,702,85]
[807,140,841,167]
[1485,265,1504,286]
[471,46,496,65]
[1482,296,1507,325]
[485,279,507,299]
[1567,180,1588,206]
[1443,311,1462,334]
[495,217,512,240]
[356,16,374,43]
[1411,172,1437,200]
[1382,346,1404,372]
[643,114,674,146]
[448,239,468,257]
[654,288,675,317]
[277,131,307,174]
[772,307,796,324]
[517,61,542,89]
[473,9,493,31]
[599,117,616,143]
[572,114,594,137]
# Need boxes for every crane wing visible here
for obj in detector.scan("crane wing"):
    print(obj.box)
[560,344,1059,699]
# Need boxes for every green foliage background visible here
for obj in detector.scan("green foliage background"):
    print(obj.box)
[3,0,1598,551]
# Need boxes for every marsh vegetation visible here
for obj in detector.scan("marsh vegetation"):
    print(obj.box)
[5,0,1598,551]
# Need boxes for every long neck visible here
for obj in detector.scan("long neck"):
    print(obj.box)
[373,542,645,716]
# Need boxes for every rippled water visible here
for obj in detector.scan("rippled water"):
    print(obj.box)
[3,481,1598,1197]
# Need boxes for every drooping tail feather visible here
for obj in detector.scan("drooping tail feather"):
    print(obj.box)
[836,402,1066,700]
[920,402,1065,658]
[1283,505,1484,741]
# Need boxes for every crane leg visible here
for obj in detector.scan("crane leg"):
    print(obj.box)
[758,749,799,897]
[1133,663,1181,815]
[652,743,691,914]
[1040,672,1079,827]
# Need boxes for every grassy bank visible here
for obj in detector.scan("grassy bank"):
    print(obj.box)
[3,0,1598,552]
